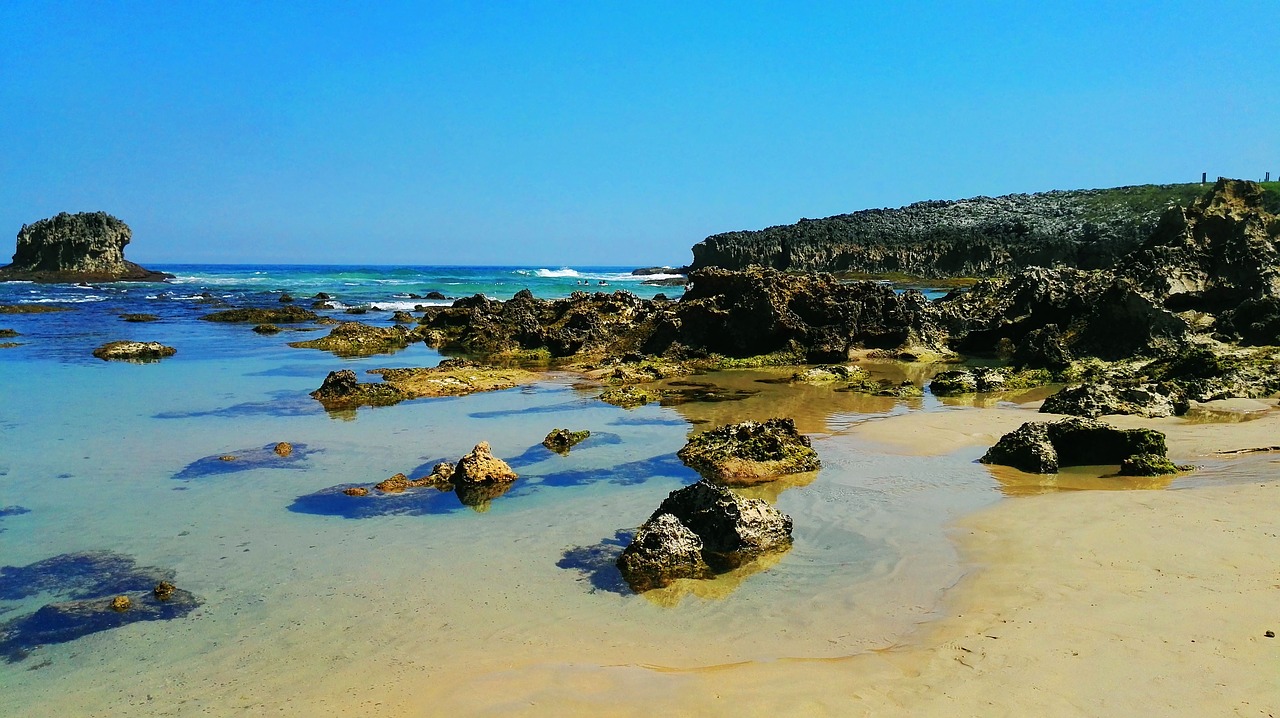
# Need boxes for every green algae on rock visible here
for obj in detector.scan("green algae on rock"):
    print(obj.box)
[542,428,590,454]
[288,321,410,357]
[119,313,159,322]
[0,304,72,314]
[677,418,820,485]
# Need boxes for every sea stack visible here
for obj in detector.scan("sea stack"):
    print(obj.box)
[0,212,171,283]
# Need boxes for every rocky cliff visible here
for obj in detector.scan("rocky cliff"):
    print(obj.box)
[0,212,169,282]
[690,183,1279,278]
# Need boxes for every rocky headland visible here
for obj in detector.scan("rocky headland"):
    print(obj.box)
[690,182,1279,278]
[0,212,170,283]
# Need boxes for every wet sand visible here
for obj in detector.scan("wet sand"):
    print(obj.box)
[406,401,1280,716]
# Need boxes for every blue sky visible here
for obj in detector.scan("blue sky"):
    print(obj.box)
[1,2,1276,266]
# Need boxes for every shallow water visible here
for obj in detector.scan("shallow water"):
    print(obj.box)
[0,266,1262,714]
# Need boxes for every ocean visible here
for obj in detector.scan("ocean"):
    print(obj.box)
[0,264,1215,715]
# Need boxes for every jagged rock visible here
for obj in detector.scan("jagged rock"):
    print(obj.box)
[677,418,820,485]
[980,418,1168,473]
[91,341,176,362]
[273,442,293,457]
[617,481,793,592]
[453,441,518,485]
[120,313,159,323]
[374,473,411,493]
[615,513,712,592]
[312,292,331,300]
[343,487,370,497]
[308,369,408,410]
[1218,298,1280,345]
[1013,324,1073,370]
[657,266,948,360]
[690,184,1209,277]
[431,462,455,483]
[110,596,131,612]
[279,293,294,303]
[1040,383,1182,418]
[542,428,590,454]
[253,324,281,334]
[940,267,1187,360]
[424,291,447,300]
[1127,179,1280,313]
[392,310,415,324]
[0,212,171,283]
[288,321,409,357]
[1141,344,1280,403]
[201,306,319,323]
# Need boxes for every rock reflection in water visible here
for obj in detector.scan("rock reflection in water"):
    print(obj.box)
[983,463,1177,497]
[173,443,319,480]
[638,546,790,607]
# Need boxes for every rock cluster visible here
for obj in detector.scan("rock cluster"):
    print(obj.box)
[676,418,820,485]
[0,212,170,283]
[980,418,1170,474]
[616,481,793,592]
[201,306,319,324]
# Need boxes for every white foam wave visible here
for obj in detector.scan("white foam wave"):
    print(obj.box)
[169,275,269,285]
[521,268,581,278]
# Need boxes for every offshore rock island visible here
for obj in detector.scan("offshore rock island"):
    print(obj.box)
[0,212,170,283]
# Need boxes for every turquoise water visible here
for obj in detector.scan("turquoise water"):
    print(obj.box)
[0,265,1149,714]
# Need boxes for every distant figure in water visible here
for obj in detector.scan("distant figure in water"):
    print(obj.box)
[598,280,608,286]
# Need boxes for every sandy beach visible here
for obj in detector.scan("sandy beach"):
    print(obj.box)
[405,403,1280,717]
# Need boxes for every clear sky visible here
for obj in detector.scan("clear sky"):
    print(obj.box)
[1,2,1276,266]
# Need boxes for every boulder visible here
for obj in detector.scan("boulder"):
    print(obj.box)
[615,513,712,592]
[453,441,518,485]
[789,364,866,384]
[0,212,171,283]
[392,310,416,324]
[120,313,159,323]
[1040,383,1183,418]
[980,417,1168,473]
[1118,453,1185,476]
[676,418,820,485]
[542,428,590,454]
[91,341,176,362]
[616,480,793,591]
[252,324,281,334]
[273,442,293,457]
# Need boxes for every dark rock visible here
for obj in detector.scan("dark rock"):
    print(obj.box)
[0,304,72,314]
[1218,298,1280,345]
[311,301,333,309]
[631,266,689,276]
[677,418,820,485]
[615,514,712,592]
[119,313,159,323]
[424,291,447,300]
[690,184,1209,277]
[1013,324,1072,370]
[0,329,19,338]
[927,368,1051,395]
[392,310,415,324]
[201,306,319,323]
[152,581,175,601]
[308,369,408,410]
[374,473,411,493]
[980,418,1168,473]
[1040,383,1182,418]
[312,292,331,300]
[1118,453,1184,476]
[652,481,792,571]
[0,212,171,283]
[542,428,590,454]
[279,293,294,303]
[252,324,281,334]
[91,341,176,362]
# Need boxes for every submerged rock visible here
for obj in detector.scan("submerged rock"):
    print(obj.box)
[980,417,1168,474]
[252,323,281,334]
[616,481,793,592]
[676,418,820,485]
[929,368,1052,396]
[0,212,170,283]
[542,428,590,454]
[599,385,660,408]
[374,473,411,493]
[0,329,19,338]
[789,364,866,384]
[1118,453,1187,476]
[91,341,176,362]
[288,321,410,357]
[366,360,536,398]
[119,313,159,323]
[200,306,319,323]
